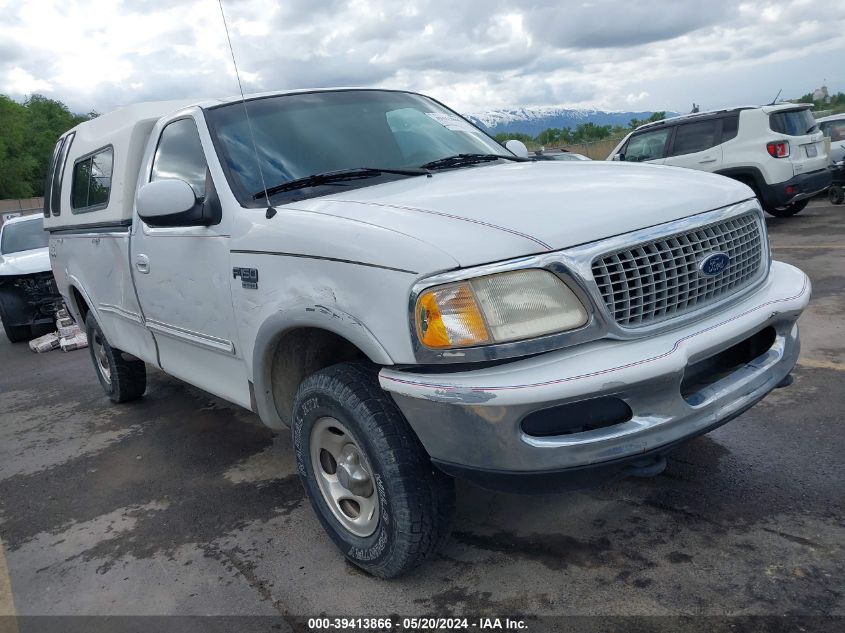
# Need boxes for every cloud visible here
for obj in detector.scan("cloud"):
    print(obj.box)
[6,67,52,94]
[0,0,843,114]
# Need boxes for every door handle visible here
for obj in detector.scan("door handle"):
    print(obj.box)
[136,254,150,274]
[698,156,717,163]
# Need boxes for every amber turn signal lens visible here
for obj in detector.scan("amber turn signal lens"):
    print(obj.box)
[416,282,490,349]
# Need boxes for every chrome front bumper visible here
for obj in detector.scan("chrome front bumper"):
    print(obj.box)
[380,262,810,479]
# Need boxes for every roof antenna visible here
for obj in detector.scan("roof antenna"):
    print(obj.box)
[768,88,783,106]
[217,0,276,219]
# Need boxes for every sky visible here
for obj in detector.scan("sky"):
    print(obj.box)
[2,0,844,116]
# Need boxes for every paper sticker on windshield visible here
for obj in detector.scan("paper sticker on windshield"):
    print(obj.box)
[425,112,479,134]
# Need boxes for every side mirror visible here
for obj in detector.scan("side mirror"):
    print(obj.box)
[611,153,623,162]
[504,139,529,159]
[137,179,196,219]
[137,177,221,227]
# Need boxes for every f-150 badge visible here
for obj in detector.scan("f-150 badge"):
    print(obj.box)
[233,267,258,289]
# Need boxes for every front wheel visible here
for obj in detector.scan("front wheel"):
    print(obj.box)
[292,362,455,578]
[765,199,809,217]
[829,186,844,205]
[1,320,31,343]
[85,312,146,403]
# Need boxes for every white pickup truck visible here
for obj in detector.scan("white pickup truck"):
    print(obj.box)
[45,89,810,578]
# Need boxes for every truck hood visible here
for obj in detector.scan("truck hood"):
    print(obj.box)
[0,247,51,276]
[295,161,753,267]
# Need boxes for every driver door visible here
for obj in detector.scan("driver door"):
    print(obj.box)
[131,114,250,407]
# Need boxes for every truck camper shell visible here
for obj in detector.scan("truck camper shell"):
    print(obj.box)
[44,100,200,231]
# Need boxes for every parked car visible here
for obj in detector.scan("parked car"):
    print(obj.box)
[816,113,845,165]
[533,150,591,161]
[0,214,63,342]
[46,89,810,578]
[608,104,831,217]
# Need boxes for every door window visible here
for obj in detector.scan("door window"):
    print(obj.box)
[820,121,845,142]
[670,120,719,156]
[623,128,670,162]
[151,119,208,198]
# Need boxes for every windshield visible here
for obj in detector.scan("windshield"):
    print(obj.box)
[769,109,816,136]
[205,90,510,205]
[0,218,48,255]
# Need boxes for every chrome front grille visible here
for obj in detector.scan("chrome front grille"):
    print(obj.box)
[591,212,764,327]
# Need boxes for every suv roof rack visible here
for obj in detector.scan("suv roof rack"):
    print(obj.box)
[636,107,756,131]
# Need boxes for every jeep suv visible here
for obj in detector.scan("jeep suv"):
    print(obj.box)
[609,104,831,217]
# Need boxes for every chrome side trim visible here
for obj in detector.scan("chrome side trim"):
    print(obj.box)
[409,199,770,365]
[145,319,235,355]
[98,303,143,324]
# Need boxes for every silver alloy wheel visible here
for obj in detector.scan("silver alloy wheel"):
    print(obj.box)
[310,416,379,537]
[92,332,111,385]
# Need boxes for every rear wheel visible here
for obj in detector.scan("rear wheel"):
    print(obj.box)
[829,186,844,205]
[292,362,455,578]
[85,312,146,403]
[765,199,808,217]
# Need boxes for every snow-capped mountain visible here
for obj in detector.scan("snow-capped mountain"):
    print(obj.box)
[464,106,674,137]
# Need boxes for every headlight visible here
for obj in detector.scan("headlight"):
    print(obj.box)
[415,269,589,349]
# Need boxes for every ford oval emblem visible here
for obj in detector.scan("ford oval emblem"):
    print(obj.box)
[699,252,730,276]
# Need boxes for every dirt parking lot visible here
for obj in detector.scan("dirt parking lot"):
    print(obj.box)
[0,201,843,632]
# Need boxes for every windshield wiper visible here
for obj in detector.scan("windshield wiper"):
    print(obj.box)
[806,124,819,134]
[254,167,430,200]
[420,153,528,170]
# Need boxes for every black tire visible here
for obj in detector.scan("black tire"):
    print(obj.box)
[292,362,455,578]
[765,199,809,217]
[2,320,31,343]
[85,312,146,403]
[829,186,844,205]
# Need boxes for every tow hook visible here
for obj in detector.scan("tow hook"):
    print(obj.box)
[623,455,667,478]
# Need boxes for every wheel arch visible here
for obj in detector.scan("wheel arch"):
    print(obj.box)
[715,167,770,203]
[251,306,394,430]
[65,277,98,326]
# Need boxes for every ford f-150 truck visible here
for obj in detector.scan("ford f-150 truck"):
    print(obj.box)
[45,89,810,578]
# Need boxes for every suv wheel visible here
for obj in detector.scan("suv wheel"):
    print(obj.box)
[292,362,455,578]
[85,312,146,403]
[829,186,844,205]
[765,199,809,217]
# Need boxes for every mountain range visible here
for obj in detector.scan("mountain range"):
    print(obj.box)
[464,106,679,137]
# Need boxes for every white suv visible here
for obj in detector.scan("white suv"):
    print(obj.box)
[609,104,831,217]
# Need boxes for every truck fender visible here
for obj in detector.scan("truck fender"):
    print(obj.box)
[65,275,101,326]
[251,304,394,430]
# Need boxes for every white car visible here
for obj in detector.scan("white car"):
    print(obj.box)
[816,113,845,164]
[0,214,62,342]
[609,104,831,217]
[46,89,809,577]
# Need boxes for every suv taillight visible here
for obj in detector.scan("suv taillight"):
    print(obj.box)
[766,141,790,158]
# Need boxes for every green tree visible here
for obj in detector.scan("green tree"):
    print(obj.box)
[493,132,534,146]
[0,94,93,199]
[0,96,37,198]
